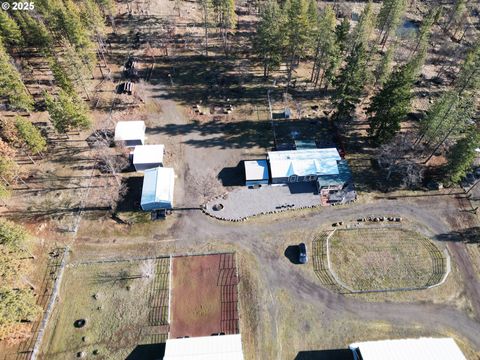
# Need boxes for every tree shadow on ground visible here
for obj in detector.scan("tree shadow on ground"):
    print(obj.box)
[294,349,354,360]
[284,245,301,265]
[125,343,166,360]
[435,227,480,244]
[117,176,143,212]
[217,162,245,187]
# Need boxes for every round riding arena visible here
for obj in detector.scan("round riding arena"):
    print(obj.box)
[326,227,447,292]
[169,253,239,338]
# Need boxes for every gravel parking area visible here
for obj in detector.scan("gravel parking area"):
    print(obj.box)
[204,183,321,220]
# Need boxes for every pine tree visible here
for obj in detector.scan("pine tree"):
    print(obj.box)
[411,7,438,56]
[423,95,475,163]
[0,39,33,112]
[254,0,284,78]
[377,0,407,48]
[375,44,396,86]
[215,0,237,55]
[447,129,480,184]
[200,0,214,56]
[310,5,338,89]
[12,12,52,49]
[0,11,23,46]
[45,90,91,133]
[349,0,375,50]
[47,55,75,94]
[455,42,480,94]
[284,0,310,90]
[335,17,350,55]
[333,42,369,123]
[367,53,423,145]
[15,117,47,155]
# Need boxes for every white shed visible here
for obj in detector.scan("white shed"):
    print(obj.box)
[244,160,269,187]
[114,121,146,147]
[349,338,466,360]
[133,144,165,171]
[163,334,244,360]
[140,167,174,211]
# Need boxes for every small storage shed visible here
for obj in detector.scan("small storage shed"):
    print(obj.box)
[114,121,146,147]
[163,334,244,360]
[133,144,165,171]
[244,160,269,187]
[140,167,174,211]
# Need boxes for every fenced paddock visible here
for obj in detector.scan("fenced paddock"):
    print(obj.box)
[169,253,239,339]
[313,228,447,293]
[39,257,170,359]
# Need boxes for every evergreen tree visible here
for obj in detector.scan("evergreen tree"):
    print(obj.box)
[310,5,338,89]
[349,0,375,50]
[254,0,284,78]
[412,7,438,56]
[447,129,480,184]
[375,44,396,86]
[455,42,480,94]
[15,117,47,155]
[333,42,369,123]
[47,55,75,94]
[215,0,237,55]
[12,12,52,49]
[335,17,350,55]
[367,54,423,145]
[0,39,33,111]
[0,11,23,46]
[377,0,407,48]
[284,0,310,90]
[200,0,214,56]
[45,90,91,133]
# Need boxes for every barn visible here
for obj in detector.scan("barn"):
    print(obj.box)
[140,167,175,210]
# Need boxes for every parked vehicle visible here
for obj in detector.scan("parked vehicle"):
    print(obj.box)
[299,243,307,264]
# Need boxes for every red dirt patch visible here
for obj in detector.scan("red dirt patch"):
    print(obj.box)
[170,253,239,338]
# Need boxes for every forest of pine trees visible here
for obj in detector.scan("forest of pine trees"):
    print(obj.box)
[252,0,479,187]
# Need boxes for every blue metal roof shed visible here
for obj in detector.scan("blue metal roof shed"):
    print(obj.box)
[140,167,175,210]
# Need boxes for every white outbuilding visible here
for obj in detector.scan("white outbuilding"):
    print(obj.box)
[244,160,269,187]
[133,144,165,171]
[163,334,244,360]
[140,167,175,211]
[349,338,466,360]
[114,121,146,147]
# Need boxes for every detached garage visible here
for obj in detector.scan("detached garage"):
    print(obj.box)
[244,160,269,187]
[140,167,175,210]
[114,121,146,147]
[133,144,165,171]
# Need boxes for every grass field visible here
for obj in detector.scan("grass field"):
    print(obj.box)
[328,227,445,291]
[41,258,170,359]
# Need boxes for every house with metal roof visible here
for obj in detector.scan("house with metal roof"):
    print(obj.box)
[349,338,466,360]
[267,148,342,184]
[140,167,174,210]
[114,121,146,147]
[163,334,244,360]
[133,144,164,171]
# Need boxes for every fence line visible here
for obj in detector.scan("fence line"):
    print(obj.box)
[30,247,69,360]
